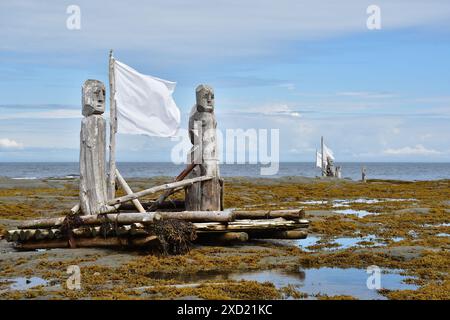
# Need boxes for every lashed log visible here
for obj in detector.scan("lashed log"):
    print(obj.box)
[70,203,80,215]
[249,230,308,240]
[119,200,185,211]
[194,218,309,232]
[14,235,158,250]
[9,225,138,242]
[233,209,305,220]
[19,229,37,241]
[18,212,161,230]
[107,175,213,207]
[157,210,234,222]
[6,230,20,242]
[71,176,210,216]
[148,163,196,211]
[196,232,248,243]
[17,209,236,230]
[115,168,145,213]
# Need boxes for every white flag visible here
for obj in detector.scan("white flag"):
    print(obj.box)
[114,60,181,137]
[323,143,335,160]
[316,151,322,168]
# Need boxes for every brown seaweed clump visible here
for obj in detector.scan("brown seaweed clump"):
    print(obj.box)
[147,219,197,255]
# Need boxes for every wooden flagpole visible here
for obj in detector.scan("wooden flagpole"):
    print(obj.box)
[321,136,325,176]
[108,50,117,200]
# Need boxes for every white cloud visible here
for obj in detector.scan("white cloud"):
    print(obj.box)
[336,91,396,99]
[1,1,450,61]
[0,109,81,120]
[238,103,302,118]
[383,144,441,156]
[0,138,24,149]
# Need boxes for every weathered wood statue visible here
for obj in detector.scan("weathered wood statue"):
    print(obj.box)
[79,80,109,215]
[185,85,222,211]
[325,156,335,177]
[335,166,342,179]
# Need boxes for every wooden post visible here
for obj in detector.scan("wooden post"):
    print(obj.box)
[185,85,222,211]
[79,80,109,215]
[107,50,117,200]
[321,136,325,176]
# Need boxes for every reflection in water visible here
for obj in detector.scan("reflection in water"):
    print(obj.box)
[147,267,417,300]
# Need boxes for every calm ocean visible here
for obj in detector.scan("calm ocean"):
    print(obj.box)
[0,162,449,181]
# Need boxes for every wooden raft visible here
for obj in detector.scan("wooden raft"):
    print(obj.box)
[5,209,308,249]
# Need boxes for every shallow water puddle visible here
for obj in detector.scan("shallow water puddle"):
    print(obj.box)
[148,268,416,300]
[424,222,450,227]
[298,200,328,205]
[231,268,417,300]
[0,277,48,290]
[333,208,377,217]
[299,198,416,209]
[293,235,403,251]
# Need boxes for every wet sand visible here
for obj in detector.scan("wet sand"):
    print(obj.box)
[0,176,449,299]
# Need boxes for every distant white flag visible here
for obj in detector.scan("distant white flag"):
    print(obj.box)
[316,151,322,168]
[323,143,335,160]
[114,60,181,137]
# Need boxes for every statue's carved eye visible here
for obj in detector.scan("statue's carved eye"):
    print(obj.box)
[211,95,214,99]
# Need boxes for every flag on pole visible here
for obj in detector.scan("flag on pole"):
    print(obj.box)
[316,151,322,168]
[114,60,181,137]
[323,143,335,160]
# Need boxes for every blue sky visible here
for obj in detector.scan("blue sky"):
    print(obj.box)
[1,0,449,162]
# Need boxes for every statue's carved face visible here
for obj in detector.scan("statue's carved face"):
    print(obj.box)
[196,85,214,112]
[83,80,106,116]
[93,87,105,107]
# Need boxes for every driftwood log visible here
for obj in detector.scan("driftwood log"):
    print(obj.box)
[194,218,309,233]
[17,210,236,230]
[148,163,196,211]
[196,232,249,243]
[14,235,158,250]
[115,168,146,213]
[107,175,213,207]
[157,210,234,222]
[233,209,305,220]
[249,230,308,240]
[107,50,117,200]
[17,212,161,229]
[119,200,185,211]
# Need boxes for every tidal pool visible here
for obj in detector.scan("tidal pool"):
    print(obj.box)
[0,277,48,290]
[294,234,399,251]
[333,209,377,217]
[148,267,417,300]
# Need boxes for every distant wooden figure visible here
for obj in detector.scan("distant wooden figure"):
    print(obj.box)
[335,166,342,179]
[362,166,367,182]
[325,156,335,177]
[79,80,109,215]
[185,84,222,211]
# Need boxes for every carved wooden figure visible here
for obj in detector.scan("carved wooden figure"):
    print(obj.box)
[79,80,109,215]
[185,84,222,211]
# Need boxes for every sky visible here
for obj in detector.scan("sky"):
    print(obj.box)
[0,0,449,162]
